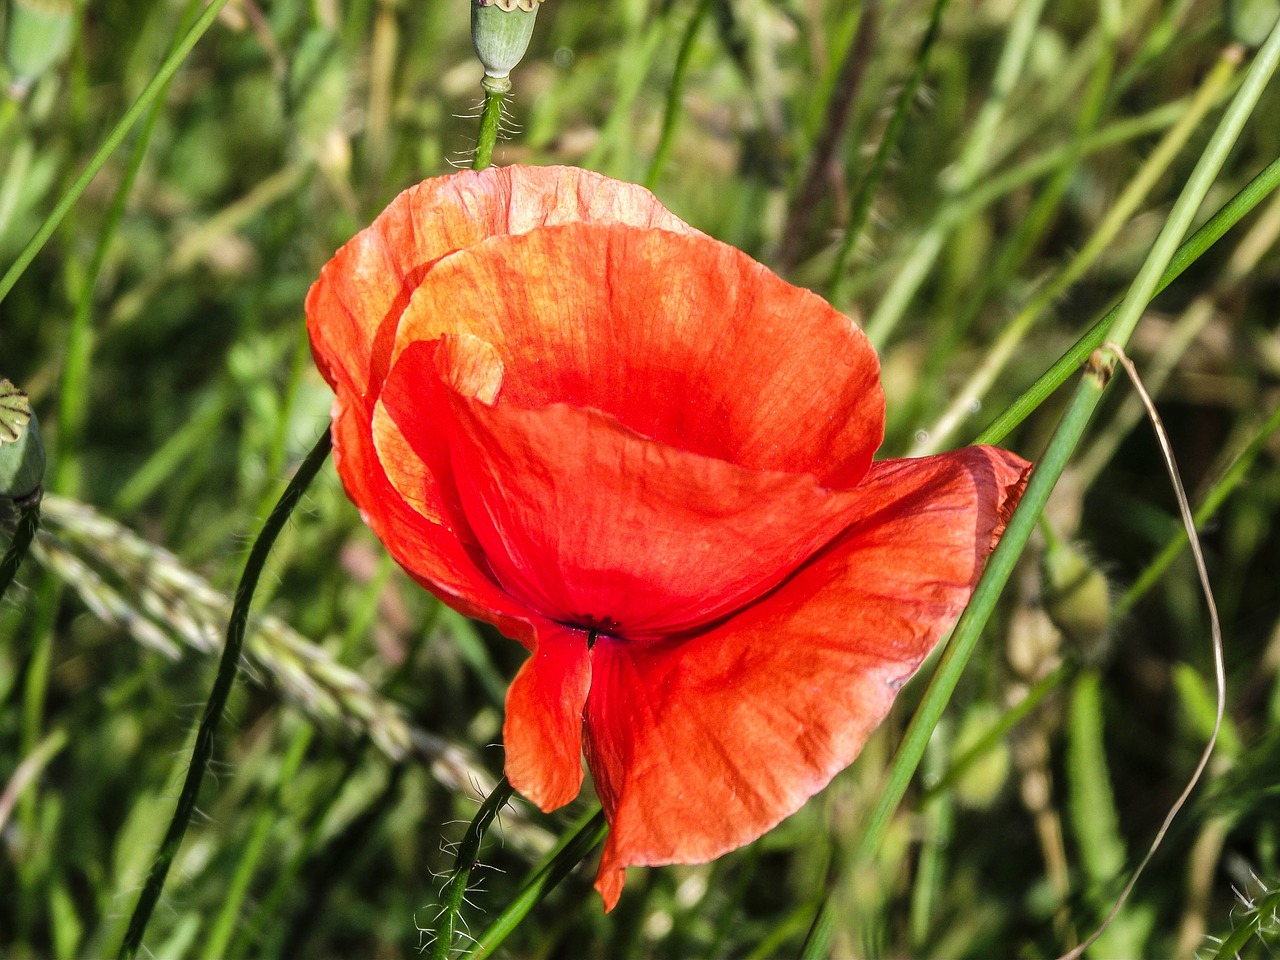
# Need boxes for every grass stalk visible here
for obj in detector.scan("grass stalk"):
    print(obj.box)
[863,0,1048,347]
[645,0,716,189]
[915,47,1240,456]
[827,0,947,304]
[0,0,232,308]
[809,18,1280,954]
[974,153,1280,448]
[467,806,609,958]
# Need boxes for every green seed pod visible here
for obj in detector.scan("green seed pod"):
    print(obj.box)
[5,0,76,94]
[952,703,1011,810]
[471,0,544,80]
[1041,537,1111,657]
[0,379,45,500]
[1227,0,1280,47]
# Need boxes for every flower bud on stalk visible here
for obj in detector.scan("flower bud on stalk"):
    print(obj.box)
[0,379,45,503]
[471,0,544,89]
[5,0,75,99]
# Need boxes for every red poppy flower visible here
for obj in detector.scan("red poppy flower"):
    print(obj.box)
[306,165,1030,910]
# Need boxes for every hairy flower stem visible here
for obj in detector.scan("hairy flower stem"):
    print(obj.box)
[473,76,509,172]
[116,429,333,960]
[0,494,41,603]
[468,806,609,958]
[430,776,517,960]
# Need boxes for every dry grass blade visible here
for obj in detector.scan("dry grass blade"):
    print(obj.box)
[1059,345,1226,960]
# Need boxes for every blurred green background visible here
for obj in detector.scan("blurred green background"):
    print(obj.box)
[2,0,1280,956]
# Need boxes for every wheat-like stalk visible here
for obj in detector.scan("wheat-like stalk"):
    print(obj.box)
[28,494,493,799]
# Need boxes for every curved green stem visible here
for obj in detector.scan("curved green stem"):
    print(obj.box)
[466,806,609,958]
[429,776,517,960]
[116,428,332,960]
[0,0,232,308]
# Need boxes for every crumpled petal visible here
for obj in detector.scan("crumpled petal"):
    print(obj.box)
[307,166,695,404]
[583,446,1030,909]
[377,337,871,639]
[390,222,884,487]
[332,386,539,646]
[504,624,593,811]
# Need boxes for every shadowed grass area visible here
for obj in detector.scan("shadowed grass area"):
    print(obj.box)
[3,1,1280,957]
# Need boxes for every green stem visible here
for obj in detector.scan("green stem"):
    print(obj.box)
[473,76,509,172]
[429,776,517,960]
[116,428,332,960]
[466,807,609,958]
[924,661,1070,801]
[645,0,715,189]
[863,11,1279,865]
[0,0,232,308]
[915,46,1239,456]
[0,495,41,603]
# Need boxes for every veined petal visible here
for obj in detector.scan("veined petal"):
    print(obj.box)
[378,338,871,639]
[330,387,540,648]
[504,624,593,811]
[583,446,1030,909]
[391,223,884,487]
[306,166,693,404]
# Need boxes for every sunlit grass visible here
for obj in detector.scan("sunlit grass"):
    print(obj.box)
[3,1,1280,957]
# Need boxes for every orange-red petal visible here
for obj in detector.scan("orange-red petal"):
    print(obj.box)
[503,624,593,811]
[306,166,694,404]
[391,223,884,486]
[330,387,540,646]
[583,446,1030,909]
[377,337,875,638]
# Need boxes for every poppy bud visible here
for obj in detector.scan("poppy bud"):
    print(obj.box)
[5,0,75,97]
[471,0,544,81]
[0,379,45,501]
[1226,0,1280,47]
[1041,536,1111,657]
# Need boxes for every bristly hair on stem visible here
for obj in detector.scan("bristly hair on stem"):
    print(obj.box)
[473,75,511,172]
[428,776,517,960]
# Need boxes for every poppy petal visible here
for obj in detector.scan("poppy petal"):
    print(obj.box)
[582,446,1030,909]
[306,166,694,403]
[390,223,884,487]
[504,624,593,811]
[378,338,875,639]
[331,389,541,646]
